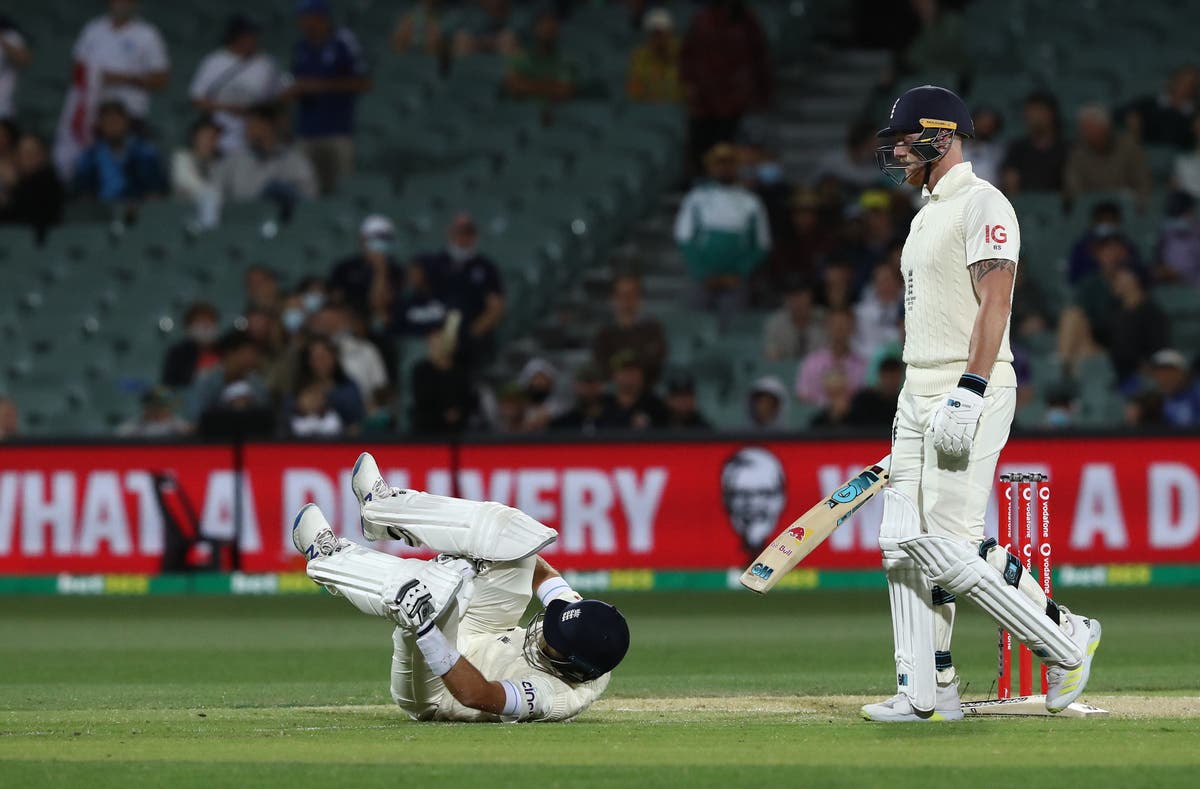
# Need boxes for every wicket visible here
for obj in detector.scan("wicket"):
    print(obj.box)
[998,472,1051,699]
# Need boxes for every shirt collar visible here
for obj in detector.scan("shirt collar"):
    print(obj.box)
[922,161,974,201]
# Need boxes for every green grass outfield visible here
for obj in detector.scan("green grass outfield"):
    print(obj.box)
[2,588,1199,787]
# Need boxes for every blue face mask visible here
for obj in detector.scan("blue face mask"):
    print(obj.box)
[303,292,325,313]
[757,162,784,184]
[282,308,305,333]
[365,237,393,255]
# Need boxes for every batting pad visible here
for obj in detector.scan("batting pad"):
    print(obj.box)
[307,544,466,624]
[899,535,1081,667]
[362,491,557,562]
[878,489,937,714]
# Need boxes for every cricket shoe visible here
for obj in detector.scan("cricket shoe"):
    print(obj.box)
[292,503,345,561]
[1045,608,1102,713]
[860,682,964,722]
[351,452,410,542]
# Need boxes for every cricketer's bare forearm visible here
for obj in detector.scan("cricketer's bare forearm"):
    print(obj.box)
[532,555,561,592]
[439,654,508,714]
[966,258,1015,380]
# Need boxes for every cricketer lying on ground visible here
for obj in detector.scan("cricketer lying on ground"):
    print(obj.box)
[291,453,630,723]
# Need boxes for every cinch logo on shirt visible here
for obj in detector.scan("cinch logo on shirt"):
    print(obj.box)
[985,225,1008,244]
[521,680,537,712]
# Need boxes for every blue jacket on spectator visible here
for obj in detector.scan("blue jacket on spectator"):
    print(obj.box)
[292,28,369,138]
[73,137,167,202]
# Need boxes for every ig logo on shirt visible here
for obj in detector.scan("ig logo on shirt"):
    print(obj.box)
[985,224,1007,250]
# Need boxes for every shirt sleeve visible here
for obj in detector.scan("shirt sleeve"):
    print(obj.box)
[143,24,170,71]
[962,187,1020,267]
[188,55,215,99]
[336,29,369,77]
[509,673,609,722]
[674,191,697,243]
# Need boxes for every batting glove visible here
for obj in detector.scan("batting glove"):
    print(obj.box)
[930,375,987,459]
[390,578,437,634]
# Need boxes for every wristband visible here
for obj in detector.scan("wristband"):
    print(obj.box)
[415,624,461,676]
[536,576,579,606]
[957,373,987,397]
[499,680,521,716]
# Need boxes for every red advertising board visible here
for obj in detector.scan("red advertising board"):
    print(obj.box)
[1,437,1198,574]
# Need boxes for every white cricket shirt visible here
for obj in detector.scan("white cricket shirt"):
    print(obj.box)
[72,15,169,118]
[900,161,1020,395]
[0,28,27,118]
[189,49,283,151]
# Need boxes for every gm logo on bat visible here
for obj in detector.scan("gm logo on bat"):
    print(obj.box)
[750,563,774,580]
[825,469,880,507]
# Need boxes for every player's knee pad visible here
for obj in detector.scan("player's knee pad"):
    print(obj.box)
[879,489,936,713]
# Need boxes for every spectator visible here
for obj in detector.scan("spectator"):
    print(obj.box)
[170,116,222,230]
[591,273,668,387]
[1123,65,1198,149]
[0,133,65,244]
[1107,266,1170,384]
[243,264,281,314]
[190,15,285,153]
[745,375,788,431]
[795,307,866,407]
[327,214,407,332]
[308,304,389,407]
[764,188,837,294]
[680,0,772,175]
[736,124,791,247]
[413,213,506,367]
[1067,201,1142,285]
[1170,116,1200,198]
[296,275,329,315]
[662,371,711,430]
[243,305,285,375]
[0,16,31,119]
[902,0,967,80]
[53,0,169,176]
[289,384,344,436]
[626,8,682,104]
[963,107,1004,185]
[1148,349,1200,427]
[675,143,771,316]
[161,302,222,389]
[1124,388,1165,428]
[0,118,14,172]
[504,11,578,103]
[817,119,888,190]
[1001,91,1068,195]
[411,318,476,435]
[186,329,269,426]
[0,394,18,440]
[1064,104,1152,207]
[550,362,608,434]
[810,369,855,428]
[519,357,568,431]
[290,336,365,431]
[1072,229,1141,335]
[73,100,167,205]
[199,380,275,440]
[116,386,190,437]
[763,278,825,361]
[1155,191,1200,287]
[288,0,371,194]
[854,261,904,361]
[452,0,520,57]
[392,0,446,56]
[214,104,317,209]
[598,351,667,430]
[846,355,904,426]
[1040,384,1076,431]
[843,190,899,286]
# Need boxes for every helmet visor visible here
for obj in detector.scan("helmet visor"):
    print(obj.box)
[875,123,956,185]
[522,612,602,684]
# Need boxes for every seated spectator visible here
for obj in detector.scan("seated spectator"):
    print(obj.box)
[519,357,568,432]
[1122,65,1198,149]
[598,350,666,430]
[820,260,856,309]
[243,305,285,375]
[504,11,578,103]
[846,356,904,427]
[736,124,791,249]
[1068,201,1142,285]
[453,0,519,57]
[1155,191,1200,287]
[963,106,1004,185]
[308,304,389,403]
[73,100,167,205]
[550,362,608,434]
[1170,115,1200,198]
[116,386,190,437]
[902,0,967,80]
[809,369,854,428]
[244,264,281,314]
[1124,388,1166,427]
[189,15,284,152]
[854,261,904,360]
[161,302,222,388]
[0,119,15,173]
[1041,385,1076,431]
[327,214,407,331]
[198,379,275,439]
[290,336,365,431]
[816,119,886,191]
[591,273,668,387]
[289,383,344,436]
[0,394,18,440]
[214,104,317,209]
[170,116,222,230]
[296,275,329,315]
[410,317,476,435]
[1001,91,1068,195]
[662,371,710,430]
[186,329,269,426]
[392,0,446,56]
[0,17,31,120]
[288,0,371,194]
[0,133,65,244]
[1072,232,1142,340]
[843,190,899,287]
[745,375,787,431]
[1107,266,1170,384]
[626,8,682,104]
[764,188,836,294]
[413,213,506,367]
[1148,349,1200,427]
[763,277,825,361]
[675,143,771,316]
[491,382,533,434]
[795,308,866,407]
[1064,104,1152,208]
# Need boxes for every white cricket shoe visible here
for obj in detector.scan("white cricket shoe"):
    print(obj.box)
[861,682,964,722]
[1045,608,1102,713]
[292,503,344,561]
[351,452,409,542]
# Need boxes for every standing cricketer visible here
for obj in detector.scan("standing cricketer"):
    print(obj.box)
[860,85,1101,722]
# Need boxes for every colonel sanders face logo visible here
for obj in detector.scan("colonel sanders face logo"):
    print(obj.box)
[721,447,787,555]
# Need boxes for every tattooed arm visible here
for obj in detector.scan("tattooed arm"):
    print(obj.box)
[966,258,1016,380]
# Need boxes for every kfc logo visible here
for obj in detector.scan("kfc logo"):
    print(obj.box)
[985,225,1007,244]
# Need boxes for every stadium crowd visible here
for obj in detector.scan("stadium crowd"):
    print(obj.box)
[0,0,1199,441]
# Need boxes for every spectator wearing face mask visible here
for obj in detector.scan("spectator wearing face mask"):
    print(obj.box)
[243,263,281,315]
[161,302,221,388]
[327,214,407,332]
[1067,201,1142,285]
[745,375,788,431]
[307,303,389,407]
[518,357,569,431]
[550,362,608,434]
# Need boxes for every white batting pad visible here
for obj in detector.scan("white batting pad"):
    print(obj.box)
[878,489,937,714]
[899,535,1081,667]
[307,544,466,624]
[362,490,557,562]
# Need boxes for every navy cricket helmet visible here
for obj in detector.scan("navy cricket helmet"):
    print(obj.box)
[875,85,973,185]
[524,598,630,683]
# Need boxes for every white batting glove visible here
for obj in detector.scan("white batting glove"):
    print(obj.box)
[389,578,437,634]
[930,381,985,459]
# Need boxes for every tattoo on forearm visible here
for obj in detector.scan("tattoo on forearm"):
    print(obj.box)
[970,258,1016,284]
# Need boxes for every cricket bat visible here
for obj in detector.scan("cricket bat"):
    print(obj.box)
[739,456,891,594]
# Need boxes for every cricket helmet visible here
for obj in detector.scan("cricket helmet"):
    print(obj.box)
[875,85,973,185]
[524,598,630,683]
